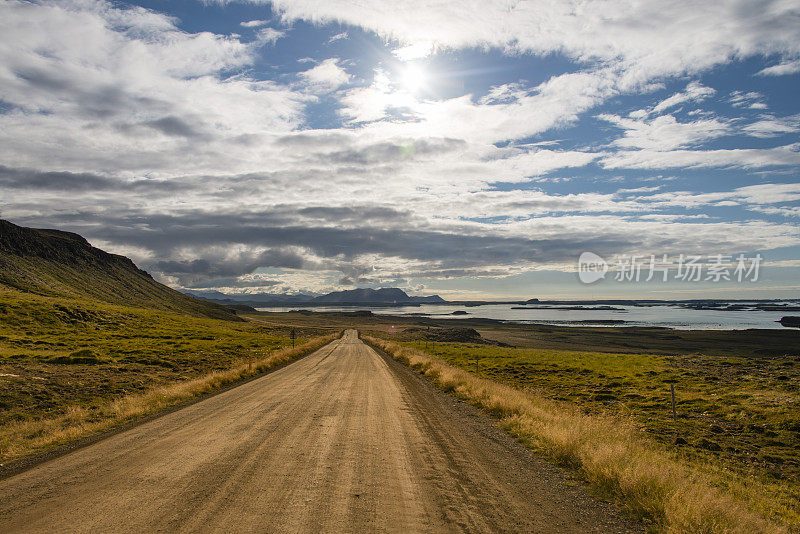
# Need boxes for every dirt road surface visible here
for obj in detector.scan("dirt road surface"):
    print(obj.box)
[0,330,642,533]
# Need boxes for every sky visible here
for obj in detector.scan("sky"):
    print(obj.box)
[0,0,799,300]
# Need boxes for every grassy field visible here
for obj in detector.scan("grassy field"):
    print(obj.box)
[366,335,800,533]
[0,286,337,462]
[364,332,799,531]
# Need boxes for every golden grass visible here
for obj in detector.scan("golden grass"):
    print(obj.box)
[365,336,788,534]
[0,333,339,463]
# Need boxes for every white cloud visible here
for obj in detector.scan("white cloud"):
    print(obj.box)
[749,206,800,217]
[327,31,348,43]
[0,0,308,175]
[728,90,767,109]
[392,42,433,61]
[297,57,351,92]
[600,144,800,170]
[255,27,285,44]
[484,148,599,182]
[240,19,270,28]
[260,0,800,82]
[599,113,730,151]
[341,69,618,144]
[756,58,800,76]
[651,82,716,115]
[742,114,800,138]
[632,183,800,208]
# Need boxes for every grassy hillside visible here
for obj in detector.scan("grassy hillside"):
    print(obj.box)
[0,219,237,320]
[0,285,336,461]
[0,220,343,462]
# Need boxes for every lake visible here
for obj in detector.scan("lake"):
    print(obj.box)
[256,302,800,330]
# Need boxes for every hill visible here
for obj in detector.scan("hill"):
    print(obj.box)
[0,219,238,320]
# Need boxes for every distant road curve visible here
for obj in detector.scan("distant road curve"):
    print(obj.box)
[0,330,641,533]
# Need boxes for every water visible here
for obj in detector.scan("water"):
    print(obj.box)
[255,303,800,330]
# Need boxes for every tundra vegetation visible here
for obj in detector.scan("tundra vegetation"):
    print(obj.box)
[364,333,799,533]
[0,286,336,463]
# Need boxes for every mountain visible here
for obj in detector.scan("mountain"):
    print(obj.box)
[0,219,239,320]
[311,287,445,305]
[183,287,447,307]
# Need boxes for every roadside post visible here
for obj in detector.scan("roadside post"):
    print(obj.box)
[290,328,296,348]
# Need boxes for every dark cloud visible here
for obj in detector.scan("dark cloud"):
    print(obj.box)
[15,67,73,93]
[321,138,466,166]
[151,246,307,285]
[0,165,191,193]
[143,116,203,138]
[14,66,160,119]
[0,165,111,191]
[32,210,635,285]
[275,132,349,148]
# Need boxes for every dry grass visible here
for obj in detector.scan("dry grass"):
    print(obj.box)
[365,336,788,534]
[0,333,338,463]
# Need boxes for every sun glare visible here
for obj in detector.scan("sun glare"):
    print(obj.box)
[400,63,426,93]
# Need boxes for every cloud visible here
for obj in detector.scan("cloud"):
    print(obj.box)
[651,82,716,115]
[255,27,285,44]
[259,0,800,81]
[188,276,282,289]
[749,206,800,218]
[297,58,351,92]
[7,167,800,292]
[741,114,800,138]
[43,208,796,287]
[392,42,433,61]
[3,0,800,295]
[217,0,800,141]
[0,165,189,193]
[599,113,730,151]
[0,0,309,175]
[601,144,800,170]
[632,182,800,209]
[484,148,599,181]
[340,69,618,143]
[142,116,204,138]
[240,19,270,27]
[728,90,767,109]
[756,58,800,76]
[327,31,348,43]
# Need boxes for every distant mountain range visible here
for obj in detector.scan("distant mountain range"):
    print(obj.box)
[0,219,239,321]
[184,287,446,307]
[311,287,445,305]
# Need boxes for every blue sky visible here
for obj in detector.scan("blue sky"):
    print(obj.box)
[0,0,799,299]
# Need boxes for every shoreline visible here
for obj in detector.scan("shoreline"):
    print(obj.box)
[251,306,799,331]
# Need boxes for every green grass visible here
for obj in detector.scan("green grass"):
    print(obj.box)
[395,339,800,527]
[0,286,327,431]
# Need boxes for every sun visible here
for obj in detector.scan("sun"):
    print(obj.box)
[399,63,426,93]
